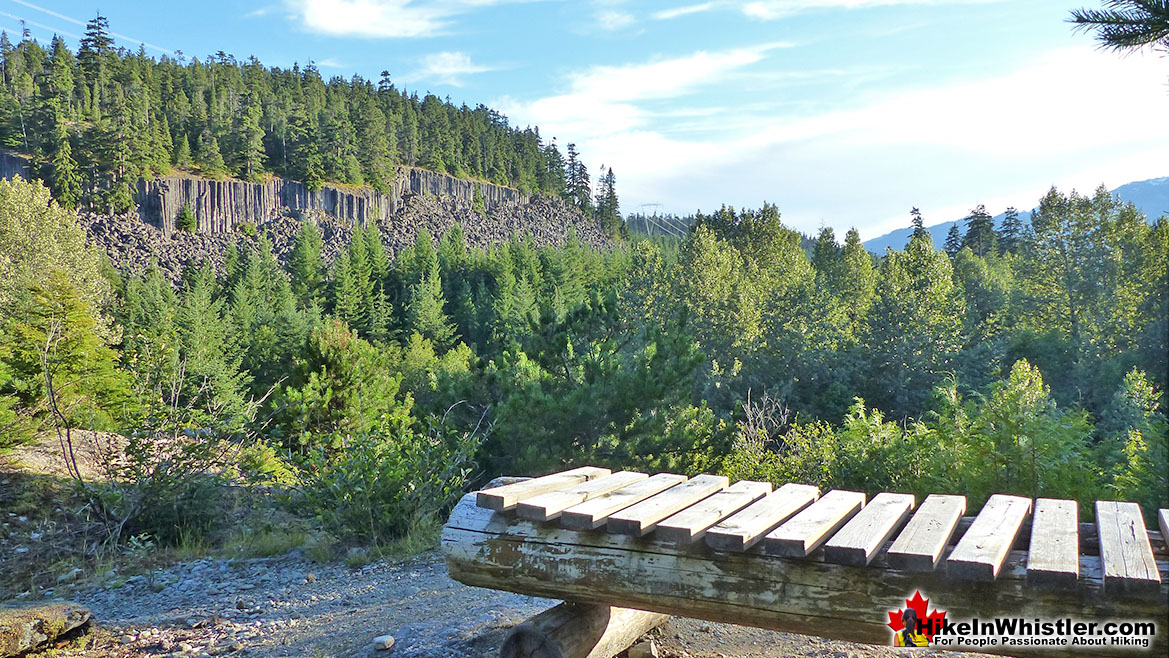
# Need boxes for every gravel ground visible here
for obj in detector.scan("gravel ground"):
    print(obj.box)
[32,550,992,658]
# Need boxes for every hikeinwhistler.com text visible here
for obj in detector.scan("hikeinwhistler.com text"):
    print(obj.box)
[922,617,1158,650]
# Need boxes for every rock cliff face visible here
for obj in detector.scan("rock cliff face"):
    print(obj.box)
[136,168,527,234]
[0,150,30,180]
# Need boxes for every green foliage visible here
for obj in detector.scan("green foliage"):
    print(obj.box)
[175,203,196,232]
[0,176,111,330]
[275,320,413,454]
[299,413,479,545]
[236,221,257,237]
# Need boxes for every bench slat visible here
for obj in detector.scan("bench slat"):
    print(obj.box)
[655,480,772,545]
[823,492,915,566]
[705,483,819,552]
[517,471,649,521]
[886,494,966,572]
[1026,498,1079,587]
[477,466,611,511]
[762,490,867,558]
[1097,501,1161,594]
[608,474,729,537]
[561,473,688,530]
[1159,509,1169,552]
[947,494,1031,582]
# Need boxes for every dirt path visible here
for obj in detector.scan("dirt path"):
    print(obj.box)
[43,550,990,658]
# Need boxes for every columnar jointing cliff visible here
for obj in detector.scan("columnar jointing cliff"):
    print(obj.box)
[137,168,528,234]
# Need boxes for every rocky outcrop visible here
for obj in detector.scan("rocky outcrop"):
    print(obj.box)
[0,150,30,180]
[85,192,613,285]
[0,601,91,657]
[136,168,527,235]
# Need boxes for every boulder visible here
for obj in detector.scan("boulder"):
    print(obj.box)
[0,601,91,657]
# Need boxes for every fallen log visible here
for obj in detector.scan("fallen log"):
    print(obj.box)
[500,602,668,658]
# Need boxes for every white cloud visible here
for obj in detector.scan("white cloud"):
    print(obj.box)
[652,2,721,20]
[400,51,494,86]
[286,0,534,38]
[498,45,1169,236]
[595,9,635,30]
[651,0,1004,21]
[740,0,1001,19]
[316,57,345,68]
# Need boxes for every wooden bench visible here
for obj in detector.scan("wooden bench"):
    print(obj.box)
[442,467,1169,657]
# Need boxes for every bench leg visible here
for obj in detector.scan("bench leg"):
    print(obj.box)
[500,602,668,658]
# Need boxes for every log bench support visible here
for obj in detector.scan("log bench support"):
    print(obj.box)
[501,603,668,658]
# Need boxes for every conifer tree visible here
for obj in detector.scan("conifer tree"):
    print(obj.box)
[944,224,963,257]
[910,207,929,241]
[48,122,81,209]
[998,207,1023,255]
[407,262,456,349]
[962,204,997,257]
[288,220,325,308]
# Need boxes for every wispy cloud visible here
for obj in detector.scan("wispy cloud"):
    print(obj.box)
[316,57,345,68]
[652,2,721,20]
[400,51,494,86]
[652,0,1003,21]
[741,0,1004,19]
[8,0,174,53]
[498,46,1169,236]
[285,0,536,38]
[595,9,635,30]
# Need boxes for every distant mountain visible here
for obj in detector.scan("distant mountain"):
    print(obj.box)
[862,177,1169,253]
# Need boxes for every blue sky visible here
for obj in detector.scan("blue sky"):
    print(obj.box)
[3,0,1167,237]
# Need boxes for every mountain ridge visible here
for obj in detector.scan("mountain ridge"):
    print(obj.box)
[862,177,1169,252]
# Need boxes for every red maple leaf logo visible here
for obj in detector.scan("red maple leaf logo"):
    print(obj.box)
[887,590,947,641]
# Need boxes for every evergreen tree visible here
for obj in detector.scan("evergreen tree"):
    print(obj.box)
[962,204,997,257]
[407,262,456,349]
[909,207,929,241]
[48,122,81,209]
[288,220,325,308]
[944,224,963,257]
[998,207,1023,255]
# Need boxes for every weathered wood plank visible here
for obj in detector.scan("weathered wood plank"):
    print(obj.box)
[561,474,688,531]
[947,494,1032,582]
[886,494,966,572]
[1026,498,1079,588]
[704,483,819,552]
[517,472,649,522]
[1097,500,1162,594]
[607,475,729,537]
[823,492,915,567]
[478,467,611,512]
[442,493,1169,658]
[1159,509,1169,552]
[499,602,668,658]
[762,489,866,558]
[655,481,772,546]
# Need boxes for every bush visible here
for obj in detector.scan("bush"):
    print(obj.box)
[175,204,197,232]
[299,414,480,545]
[236,221,257,237]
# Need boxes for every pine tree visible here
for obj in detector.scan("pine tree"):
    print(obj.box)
[407,262,456,349]
[196,130,226,178]
[998,207,1023,255]
[173,132,192,167]
[288,220,325,308]
[48,122,81,209]
[232,89,265,180]
[962,204,996,257]
[910,207,929,241]
[944,224,963,257]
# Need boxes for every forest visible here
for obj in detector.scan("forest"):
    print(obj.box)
[0,15,618,227]
[1,167,1165,550]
